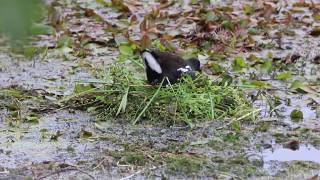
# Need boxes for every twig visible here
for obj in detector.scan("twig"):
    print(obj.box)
[117,161,132,167]
[217,170,243,180]
[37,167,95,180]
[92,158,107,170]
[217,109,262,130]
[119,165,165,180]
[120,170,142,180]
[0,168,9,174]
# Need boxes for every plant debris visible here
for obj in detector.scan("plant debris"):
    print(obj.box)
[65,63,253,127]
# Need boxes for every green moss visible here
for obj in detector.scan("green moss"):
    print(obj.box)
[160,142,190,153]
[0,89,24,99]
[254,121,271,132]
[290,109,303,121]
[24,112,40,123]
[271,161,320,179]
[208,139,224,151]
[123,152,146,166]
[108,150,147,166]
[166,155,207,175]
[214,156,262,178]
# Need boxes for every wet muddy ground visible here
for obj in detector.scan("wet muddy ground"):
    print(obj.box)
[1,0,320,179]
[1,50,319,179]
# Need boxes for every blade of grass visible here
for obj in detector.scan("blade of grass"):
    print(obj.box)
[130,58,145,69]
[209,93,215,120]
[59,88,122,104]
[116,86,130,116]
[58,87,99,104]
[133,79,164,124]
[217,108,262,130]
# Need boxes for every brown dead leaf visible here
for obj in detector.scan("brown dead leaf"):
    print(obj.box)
[150,6,160,19]
[130,14,138,25]
[124,1,140,12]
[283,11,293,25]
[310,27,320,36]
[313,55,320,64]
[84,8,95,17]
[140,19,147,33]
[48,5,64,31]
[140,34,151,49]
[161,34,174,41]
[284,53,301,64]
[283,140,300,150]
[260,3,274,19]
[80,8,121,34]
[293,1,310,8]
[158,1,175,10]
[111,0,131,13]
[306,174,319,180]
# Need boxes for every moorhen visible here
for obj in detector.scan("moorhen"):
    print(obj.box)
[141,49,200,85]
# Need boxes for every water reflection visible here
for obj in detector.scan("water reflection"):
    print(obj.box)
[262,144,320,163]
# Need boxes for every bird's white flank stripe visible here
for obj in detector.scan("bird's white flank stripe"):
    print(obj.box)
[177,65,192,73]
[142,51,162,74]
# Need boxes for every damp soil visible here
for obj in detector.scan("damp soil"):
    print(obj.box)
[1,0,320,179]
[0,51,319,178]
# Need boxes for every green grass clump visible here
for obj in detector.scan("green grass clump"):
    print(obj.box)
[166,155,208,175]
[67,63,253,126]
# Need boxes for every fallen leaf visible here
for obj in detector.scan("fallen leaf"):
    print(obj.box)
[310,27,320,37]
[284,140,300,150]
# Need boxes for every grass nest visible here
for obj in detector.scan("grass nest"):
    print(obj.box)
[65,63,254,126]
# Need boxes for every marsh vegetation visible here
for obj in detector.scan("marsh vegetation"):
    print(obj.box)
[0,0,319,179]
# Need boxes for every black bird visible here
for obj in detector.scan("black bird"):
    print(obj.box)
[141,49,201,85]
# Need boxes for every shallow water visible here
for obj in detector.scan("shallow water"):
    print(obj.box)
[262,144,320,163]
